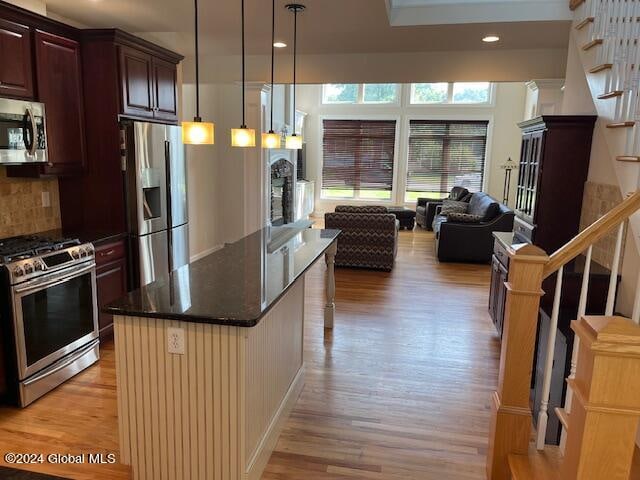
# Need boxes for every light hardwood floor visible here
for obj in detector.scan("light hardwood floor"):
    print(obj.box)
[0,228,499,479]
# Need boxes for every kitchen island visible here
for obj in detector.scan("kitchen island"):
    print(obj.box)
[105,225,339,480]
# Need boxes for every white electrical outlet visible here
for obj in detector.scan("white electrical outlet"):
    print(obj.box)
[167,327,185,354]
[41,191,51,208]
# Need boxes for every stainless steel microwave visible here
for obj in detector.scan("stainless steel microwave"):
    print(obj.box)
[0,98,47,165]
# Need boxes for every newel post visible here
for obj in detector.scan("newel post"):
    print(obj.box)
[562,316,640,480]
[487,243,549,480]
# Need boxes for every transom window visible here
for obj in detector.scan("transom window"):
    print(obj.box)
[410,82,492,105]
[322,119,397,200]
[322,84,399,104]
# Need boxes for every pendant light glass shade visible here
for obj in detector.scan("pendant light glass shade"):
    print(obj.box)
[182,121,215,145]
[262,131,281,149]
[231,127,256,147]
[183,0,214,145]
[263,0,280,150]
[285,4,305,151]
[232,0,255,148]
[285,133,302,150]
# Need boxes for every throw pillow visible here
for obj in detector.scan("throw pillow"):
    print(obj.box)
[446,212,484,223]
[440,200,468,215]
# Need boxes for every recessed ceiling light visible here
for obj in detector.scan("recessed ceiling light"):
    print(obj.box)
[483,35,500,43]
[274,41,287,48]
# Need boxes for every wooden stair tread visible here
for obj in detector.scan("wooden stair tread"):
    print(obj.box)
[589,63,612,73]
[576,16,594,30]
[583,38,603,50]
[508,446,562,480]
[554,407,569,430]
[598,90,623,99]
[617,156,640,162]
[607,121,635,128]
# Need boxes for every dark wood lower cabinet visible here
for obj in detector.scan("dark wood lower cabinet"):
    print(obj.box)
[95,240,128,340]
[489,238,509,336]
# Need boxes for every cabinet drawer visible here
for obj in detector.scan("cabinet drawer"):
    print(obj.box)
[493,239,510,269]
[95,239,126,266]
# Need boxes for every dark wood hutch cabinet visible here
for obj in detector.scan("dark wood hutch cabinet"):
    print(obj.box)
[513,115,597,253]
[489,116,597,335]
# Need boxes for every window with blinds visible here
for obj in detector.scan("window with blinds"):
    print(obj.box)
[322,119,397,200]
[405,120,488,202]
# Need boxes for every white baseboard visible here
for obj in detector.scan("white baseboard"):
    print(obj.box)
[189,244,224,263]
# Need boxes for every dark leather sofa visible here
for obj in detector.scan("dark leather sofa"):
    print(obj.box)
[416,186,470,230]
[433,192,514,263]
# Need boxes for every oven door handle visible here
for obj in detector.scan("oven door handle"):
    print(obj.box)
[14,263,96,295]
[22,339,99,387]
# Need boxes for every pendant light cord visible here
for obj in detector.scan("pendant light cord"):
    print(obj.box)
[270,0,275,132]
[241,0,246,128]
[194,0,201,121]
[292,7,297,133]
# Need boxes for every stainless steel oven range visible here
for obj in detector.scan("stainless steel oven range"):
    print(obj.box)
[0,235,99,407]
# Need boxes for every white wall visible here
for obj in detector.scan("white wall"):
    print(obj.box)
[296,83,526,213]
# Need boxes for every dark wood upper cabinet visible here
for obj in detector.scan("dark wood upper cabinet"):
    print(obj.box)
[0,18,34,99]
[34,31,86,175]
[153,57,178,121]
[119,45,154,119]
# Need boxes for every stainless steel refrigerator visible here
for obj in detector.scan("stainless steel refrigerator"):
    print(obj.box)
[122,121,189,287]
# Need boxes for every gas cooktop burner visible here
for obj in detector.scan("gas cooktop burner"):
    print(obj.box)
[0,235,81,264]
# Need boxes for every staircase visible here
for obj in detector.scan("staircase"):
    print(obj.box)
[484,2,640,479]
[484,191,640,480]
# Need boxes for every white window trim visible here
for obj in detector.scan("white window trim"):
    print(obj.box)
[321,84,401,106]
[408,82,496,107]
[318,114,402,203]
[401,113,495,206]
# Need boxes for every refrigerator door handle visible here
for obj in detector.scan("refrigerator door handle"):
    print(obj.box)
[165,139,174,273]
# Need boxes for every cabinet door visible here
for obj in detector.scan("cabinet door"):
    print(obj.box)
[119,46,154,119]
[0,19,33,99]
[96,257,128,339]
[153,57,178,122]
[496,262,508,337]
[35,31,86,175]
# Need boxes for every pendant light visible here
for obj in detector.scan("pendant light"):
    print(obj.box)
[262,0,281,149]
[231,0,256,147]
[182,0,215,145]
[285,3,304,150]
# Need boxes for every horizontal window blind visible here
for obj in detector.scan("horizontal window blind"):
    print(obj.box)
[322,119,396,193]
[407,120,488,196]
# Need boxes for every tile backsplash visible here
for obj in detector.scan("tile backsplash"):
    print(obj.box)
[0,167,61,238]
[579,181,626,270]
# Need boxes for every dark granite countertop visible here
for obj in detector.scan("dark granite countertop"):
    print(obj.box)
[40,227,127,246]
[104,226,340,326]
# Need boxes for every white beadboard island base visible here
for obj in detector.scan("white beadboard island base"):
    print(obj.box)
[113,279,306,480]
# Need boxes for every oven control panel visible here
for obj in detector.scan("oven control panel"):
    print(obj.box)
[7,243,95,285]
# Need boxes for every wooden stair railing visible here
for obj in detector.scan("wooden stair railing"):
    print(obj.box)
[543,191,640,278]
[487,191,640,480]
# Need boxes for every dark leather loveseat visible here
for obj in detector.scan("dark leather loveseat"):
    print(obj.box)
[433,192,514,263]
[416,186,470,230]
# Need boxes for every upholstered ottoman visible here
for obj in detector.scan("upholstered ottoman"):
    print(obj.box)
[388,207,416,230]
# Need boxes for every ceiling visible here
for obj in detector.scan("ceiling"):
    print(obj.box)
[44,0,571,57]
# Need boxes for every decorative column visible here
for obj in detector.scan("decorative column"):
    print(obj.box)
[324,241,337,329]
[562,315,640,480]
[487,242,549,480]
